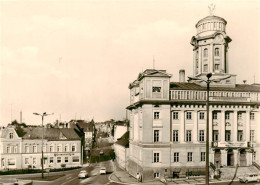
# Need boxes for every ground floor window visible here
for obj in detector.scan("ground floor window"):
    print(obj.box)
[57,157,61,163]
[50,157,54,164]
[8,159,16,166]
[65,157,69,163]
[154,172,160,178]
[25,158,29,165]
[72,156,79,163]
[32,158,36,165]
[187,152,193,162]
[201,152,205,161]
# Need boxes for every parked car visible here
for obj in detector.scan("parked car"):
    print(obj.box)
[78,170,88,179]
[100,150,104,155]
[239,173,260,183]
[100,167,106,175]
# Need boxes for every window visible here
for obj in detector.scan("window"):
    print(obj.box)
[14,146,17,153]
[173,152,179,162]
[154,172,160,178]
[65,145,68,152]
[199,112,205,120]
[238,130,243,141]
[203,48,208,57]
[215,64,220,71]
[250,130,255,142]
[33,158,36,164]
[57,145,61,152]
[250,113,255,120]
[186,112,192,120]
[186,130,192,142]
[153,152,160,163]
[50,157,54,164]
[154,130,159,142]
[152,87,161,93]
[173,112,179,120]
[213,130,219,141]
[225,112,230,120]
[199,130,205,142]
[201,152,206,161]
[65,157,69,163]
[225,130,231,141]
[9,133,13,139]
[7,147,10,153]
[238,112,242,120]
[203,64,208,72]
[25,146,29,153]
[72,157,79,163]
[57,157,61,163]
[213,112,218,120]
[72,145,76,152]
[187,152,193,162]
[215,48,220,56]
[173,130,179,142]
[154,112,160,119]
[50,146,54,152]
[33,146,37,153]
[8,159,15,166]
[25,158,29,165]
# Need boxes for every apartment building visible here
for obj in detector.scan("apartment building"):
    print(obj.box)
[0,126,82,170]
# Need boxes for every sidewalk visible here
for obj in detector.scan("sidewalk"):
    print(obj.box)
[109,162,237,185]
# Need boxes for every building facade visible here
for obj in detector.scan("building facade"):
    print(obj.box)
[127,14,260,181]
[0,126,82,170]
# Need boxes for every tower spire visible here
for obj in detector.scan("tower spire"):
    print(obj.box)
[208,2,216,16]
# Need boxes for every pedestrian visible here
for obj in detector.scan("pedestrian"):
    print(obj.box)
[136,172,140,183]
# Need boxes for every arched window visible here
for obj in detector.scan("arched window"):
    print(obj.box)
[203,48,208,57]
[215,48,220,56]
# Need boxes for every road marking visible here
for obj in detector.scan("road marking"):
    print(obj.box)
[61,176,78,185]
[66,176,72,179]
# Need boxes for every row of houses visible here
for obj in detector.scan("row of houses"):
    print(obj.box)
[0,120,95,170]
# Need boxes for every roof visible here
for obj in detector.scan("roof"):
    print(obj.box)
[170,82,260,92]
[196,15,227,27]
[115,131,129,148]
[21,127,81,140]
[76,122,94,132]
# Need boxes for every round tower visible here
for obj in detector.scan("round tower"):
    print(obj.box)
[190,15,232,79]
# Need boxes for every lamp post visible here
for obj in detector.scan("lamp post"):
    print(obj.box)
[33,112,54,179]
[188,73,230,185]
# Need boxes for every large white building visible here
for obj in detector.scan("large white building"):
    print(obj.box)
[127,14,260,181]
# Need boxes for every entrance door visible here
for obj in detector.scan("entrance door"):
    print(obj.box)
[214,149,221,168]
[240,150,247,166]
[227,150,234,166]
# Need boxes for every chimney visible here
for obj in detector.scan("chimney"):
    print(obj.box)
[179,69,185,82]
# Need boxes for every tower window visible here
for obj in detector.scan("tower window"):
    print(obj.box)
[203,48,208,57]
[215,64,220,71]
[215,48,220,56]
[203,64,208,72]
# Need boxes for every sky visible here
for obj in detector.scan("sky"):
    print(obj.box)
[0,0,259,126]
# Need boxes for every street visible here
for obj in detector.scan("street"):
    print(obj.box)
[0,160,121,185]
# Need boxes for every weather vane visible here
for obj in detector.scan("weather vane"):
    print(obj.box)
[208,3,216,16]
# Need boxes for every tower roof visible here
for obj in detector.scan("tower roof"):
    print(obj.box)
[196,15,227,27]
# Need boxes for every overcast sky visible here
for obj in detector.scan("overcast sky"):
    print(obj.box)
[1,0,259,126]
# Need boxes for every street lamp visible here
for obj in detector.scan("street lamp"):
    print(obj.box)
[188,73,231,185]
[33,112,54,179]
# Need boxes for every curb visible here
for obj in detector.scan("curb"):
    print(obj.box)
[109,173,136,185]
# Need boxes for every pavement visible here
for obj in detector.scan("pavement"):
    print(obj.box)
[109,161,237,185]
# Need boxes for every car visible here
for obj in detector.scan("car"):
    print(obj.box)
[100,150,104,155]
[78,170,88,179]
[100,167,106,175]
[239,173,260,183]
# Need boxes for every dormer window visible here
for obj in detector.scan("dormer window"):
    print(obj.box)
[9,133,13,139]
[152,87,161,93]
